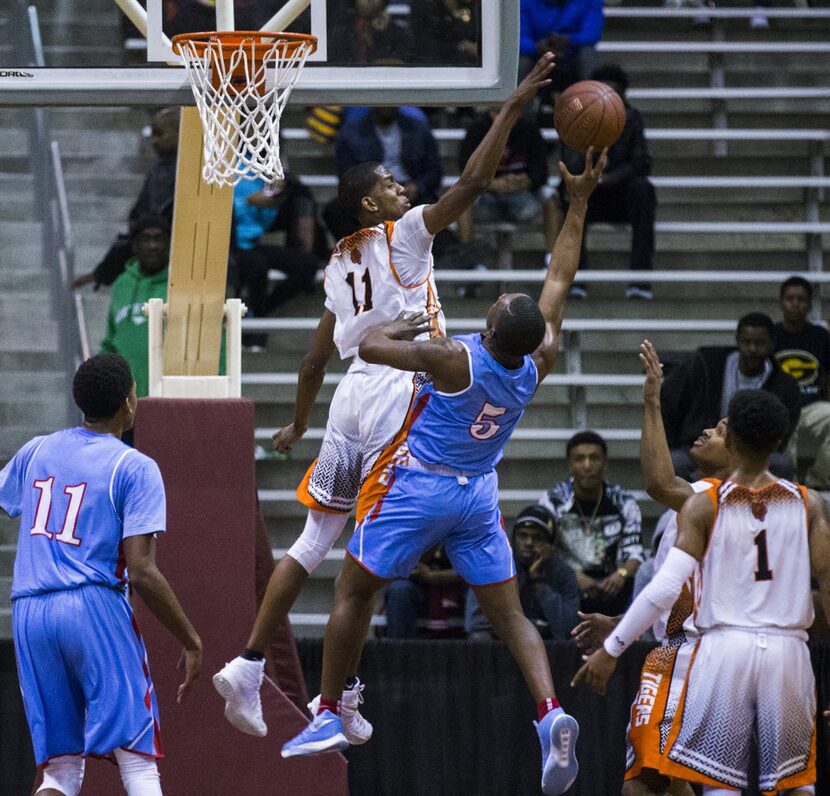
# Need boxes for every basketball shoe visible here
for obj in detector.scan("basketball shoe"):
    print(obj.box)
[212,657,267,737]
[281,710,349,758]
[535,708,579,795]
[307,679,373,744]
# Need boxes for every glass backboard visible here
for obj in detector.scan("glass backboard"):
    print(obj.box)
[0,0,519,106]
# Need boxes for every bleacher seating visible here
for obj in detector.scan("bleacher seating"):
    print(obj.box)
[2,0,830,636]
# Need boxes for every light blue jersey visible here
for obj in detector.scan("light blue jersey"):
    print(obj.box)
[407,333,538,475]
[0,427,166,600]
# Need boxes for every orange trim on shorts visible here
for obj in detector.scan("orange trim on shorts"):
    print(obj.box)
[766,720,816,794]
[624,644,684,781]
[296,458,351,514]
[355,383,431,524]
[658,639,733,789]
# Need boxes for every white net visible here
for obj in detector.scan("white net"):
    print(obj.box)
[174,33,316,187]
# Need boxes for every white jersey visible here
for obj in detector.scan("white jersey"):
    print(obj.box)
[324,204,445,370]
[651,479,713,642]
[696,478,813,634]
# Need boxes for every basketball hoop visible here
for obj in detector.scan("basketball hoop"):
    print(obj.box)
[172,31,317,187]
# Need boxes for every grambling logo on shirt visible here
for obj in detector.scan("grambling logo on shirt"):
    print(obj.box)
[775,349,819,388]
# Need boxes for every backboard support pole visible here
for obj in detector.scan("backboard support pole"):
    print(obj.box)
[163,106,233,378]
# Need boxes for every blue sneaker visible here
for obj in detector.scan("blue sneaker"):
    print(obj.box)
[281,710,349,758]
[535,708,579,795]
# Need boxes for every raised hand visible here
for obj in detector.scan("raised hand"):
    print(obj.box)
[559,146,608,205]
[508,52,555,108]
[640,340,664,404]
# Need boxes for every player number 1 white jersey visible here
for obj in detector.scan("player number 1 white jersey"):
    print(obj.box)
[696,479,814,634]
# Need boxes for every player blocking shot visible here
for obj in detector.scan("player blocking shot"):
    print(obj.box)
[0,354,202,796]
[280,148,607,796]
[574,389,830,796]
[213,54,557,745]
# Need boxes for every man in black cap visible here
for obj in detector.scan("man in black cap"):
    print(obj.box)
[465,505,580,641]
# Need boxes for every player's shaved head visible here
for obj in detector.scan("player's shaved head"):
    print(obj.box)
[73,354,134,420]
[727,389,790,456]
[339,161,385,217]
[490,294,546,358]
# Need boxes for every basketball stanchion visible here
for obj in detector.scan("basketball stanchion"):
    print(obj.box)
[172,31,317,187]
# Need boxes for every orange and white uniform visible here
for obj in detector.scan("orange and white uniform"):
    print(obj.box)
[624,479,712,781]
[661,478,816,794]
[297,205,445,521]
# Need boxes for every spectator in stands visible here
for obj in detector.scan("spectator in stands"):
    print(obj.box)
[456,105,558,256]
[74,108,178,290]
[662,312,801,481]
[385,546,465,639]
[232,172,328,350]
[410,0,480,66]
[465,505,580,641]
[774,275,830,489]
[324,106,442,240]
[557,64,656,300]
[539,431,644,615]
[326,0,415,66]
[519,0,604,93]
[100,217,170,398]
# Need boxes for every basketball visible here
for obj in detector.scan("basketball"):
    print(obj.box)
[554,80,626,152]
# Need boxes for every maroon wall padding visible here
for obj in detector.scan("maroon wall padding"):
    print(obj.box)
[81,398,347,794]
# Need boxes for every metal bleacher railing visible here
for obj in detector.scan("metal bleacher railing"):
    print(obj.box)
[14,1,90,427]
[243,269,830,432]
[284,124,830,271]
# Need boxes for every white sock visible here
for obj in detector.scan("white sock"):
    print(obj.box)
[37,755,85,796]
[114,748,163,796]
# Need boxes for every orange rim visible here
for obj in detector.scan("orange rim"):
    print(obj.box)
[171,30,318,58]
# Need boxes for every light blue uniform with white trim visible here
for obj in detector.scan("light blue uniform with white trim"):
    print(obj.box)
[348,333,538,585]
[0,428,166,765]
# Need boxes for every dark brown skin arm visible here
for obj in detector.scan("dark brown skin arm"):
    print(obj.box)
[531,149,606,381]
[123,534,202,702]
[808,489,830,627]
[273,309,337,453]
[359,313,471,393]
[421,54,555,235]
[639,340,694,511]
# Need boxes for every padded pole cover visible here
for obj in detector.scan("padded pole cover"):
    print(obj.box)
[80,398,347,794]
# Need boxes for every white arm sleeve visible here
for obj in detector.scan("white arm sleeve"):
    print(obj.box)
[603,547,697,657]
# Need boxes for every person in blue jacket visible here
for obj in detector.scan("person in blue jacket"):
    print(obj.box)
[520,0,605,93]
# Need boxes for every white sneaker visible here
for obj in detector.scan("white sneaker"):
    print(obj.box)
[307,680,373,745]
[213,657,267,737]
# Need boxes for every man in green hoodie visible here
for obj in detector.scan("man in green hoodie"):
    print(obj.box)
[100,216,170,397]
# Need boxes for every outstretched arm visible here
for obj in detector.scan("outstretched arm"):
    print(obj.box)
[571,491,711,694]
[640,340,694,510]
[532,149,607,381]
[808,490,830,630]
[124,534,202,703]
[273,310,337,453]
[421,54,555,235]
